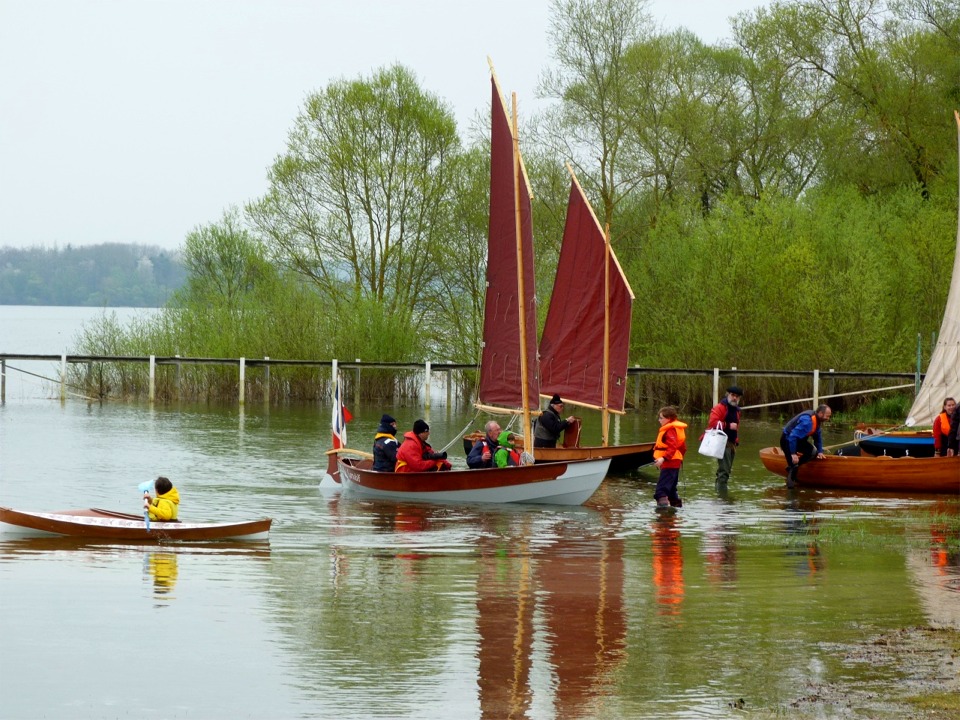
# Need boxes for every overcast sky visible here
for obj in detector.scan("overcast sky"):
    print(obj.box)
[0,0,770,252]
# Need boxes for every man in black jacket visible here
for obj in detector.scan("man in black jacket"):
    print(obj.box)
[534,394,576,448]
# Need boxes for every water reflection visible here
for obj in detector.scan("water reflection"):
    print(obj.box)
[782,493,824,577]
[144,551,179,600]
[475,510,628,719]
[702,514,738,586]
[476,517,535,720]
[651,514,685,615]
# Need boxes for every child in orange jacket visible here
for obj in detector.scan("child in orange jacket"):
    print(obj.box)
[653,406,687,508]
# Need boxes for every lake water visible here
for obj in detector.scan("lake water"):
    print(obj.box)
[1,308,958,719]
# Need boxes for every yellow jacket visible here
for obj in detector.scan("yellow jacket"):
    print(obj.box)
[148,486,180,521]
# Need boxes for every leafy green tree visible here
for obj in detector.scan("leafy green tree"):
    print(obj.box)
[750,0,960,196]
[178,207,274,308]
[248,64,461,328]
[539,0,652,229]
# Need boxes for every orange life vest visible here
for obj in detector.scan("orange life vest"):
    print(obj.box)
[653,421,687,461]
[936,412,952,436]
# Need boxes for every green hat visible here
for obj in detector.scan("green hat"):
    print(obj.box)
[497,431,514,446]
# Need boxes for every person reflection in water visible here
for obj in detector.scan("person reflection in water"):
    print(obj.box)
[146,552,179,598]
[651,514,685,615]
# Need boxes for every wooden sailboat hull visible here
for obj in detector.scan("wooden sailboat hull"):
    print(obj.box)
[0,507,272,541]
[335,456,610,505]
[758,447,959,493]
[532,443,655,472]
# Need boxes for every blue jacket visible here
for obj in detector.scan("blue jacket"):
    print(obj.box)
[782,411,823,455]
[467,433,499,469]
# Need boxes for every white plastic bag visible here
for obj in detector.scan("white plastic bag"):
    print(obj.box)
[698,423,727,459]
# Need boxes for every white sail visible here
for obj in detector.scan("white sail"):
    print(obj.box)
[906,111,960,427]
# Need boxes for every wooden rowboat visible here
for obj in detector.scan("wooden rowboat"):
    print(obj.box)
[758,447,959,494]
[329,455,610,506]
[0,507,272,541]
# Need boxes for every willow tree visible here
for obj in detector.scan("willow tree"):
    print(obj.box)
[247,64,461,330]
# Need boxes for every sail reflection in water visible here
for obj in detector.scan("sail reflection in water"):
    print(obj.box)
[475,510,627,719]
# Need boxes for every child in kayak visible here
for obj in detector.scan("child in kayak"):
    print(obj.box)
[145,476,180,521]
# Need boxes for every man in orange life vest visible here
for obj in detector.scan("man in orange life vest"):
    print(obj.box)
[780,404,832,488]
[653,406,687,508]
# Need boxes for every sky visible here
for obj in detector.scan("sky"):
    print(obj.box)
[0,0,771,252]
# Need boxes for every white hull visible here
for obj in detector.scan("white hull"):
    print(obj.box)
[338,458,610,506]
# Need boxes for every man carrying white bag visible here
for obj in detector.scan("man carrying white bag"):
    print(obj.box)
[699,386,743,492]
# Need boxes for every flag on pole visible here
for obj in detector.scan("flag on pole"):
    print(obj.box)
[332,372,353,449]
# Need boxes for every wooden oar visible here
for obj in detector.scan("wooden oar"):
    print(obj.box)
[138,480,154,530]
[324,448,374,460]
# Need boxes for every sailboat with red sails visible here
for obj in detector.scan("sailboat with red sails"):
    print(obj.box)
[328,65,610,505]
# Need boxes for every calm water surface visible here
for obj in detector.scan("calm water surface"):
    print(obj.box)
[1,309,958,719]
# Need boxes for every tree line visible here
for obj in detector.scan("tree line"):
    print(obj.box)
[75,0,960,404]
[0,244,186,307]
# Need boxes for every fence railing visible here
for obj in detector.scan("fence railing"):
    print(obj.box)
[0,353,920,409]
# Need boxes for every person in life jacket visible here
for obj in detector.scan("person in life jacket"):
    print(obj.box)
[653,406,687,508]
[467,420,502,468]
[933,397,955,456]
[779,404,832,488]
[702,385,743,492]
[947,402,960,456]
[493,431,522,467]
[372,414,400,471]
[395,419,452,472]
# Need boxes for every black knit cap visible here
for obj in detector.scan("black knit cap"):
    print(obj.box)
[380,414,397,425]
[413,419,429,434]
[727,386,744,396]
[550,394,563,405]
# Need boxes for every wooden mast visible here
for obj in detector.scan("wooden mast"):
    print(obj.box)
[602,222,611,446]
[512,92,533,454]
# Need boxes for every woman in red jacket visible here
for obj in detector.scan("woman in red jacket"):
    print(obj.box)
[933,397,955,456]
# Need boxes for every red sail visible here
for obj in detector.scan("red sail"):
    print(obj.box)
[477,76,540,409]
[539,177,634,411]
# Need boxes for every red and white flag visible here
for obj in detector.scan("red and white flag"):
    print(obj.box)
[331,372,353,449]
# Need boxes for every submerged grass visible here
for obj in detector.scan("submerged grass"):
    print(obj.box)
[731,508,958,552]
